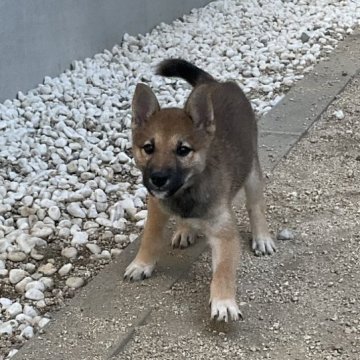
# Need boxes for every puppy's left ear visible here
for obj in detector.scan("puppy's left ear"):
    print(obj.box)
[132,83,160,129]
[185,85,215,135]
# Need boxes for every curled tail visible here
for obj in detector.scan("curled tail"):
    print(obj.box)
[156,59,215,87]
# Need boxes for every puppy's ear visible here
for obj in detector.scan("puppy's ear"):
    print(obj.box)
[132,84,160,129]
[185,85,215,135]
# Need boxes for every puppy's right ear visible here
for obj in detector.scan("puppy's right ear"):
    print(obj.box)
[132,84,160,129]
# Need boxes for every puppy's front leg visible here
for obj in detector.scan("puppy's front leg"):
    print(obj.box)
[124,196,169,281]
[209,212,242,322]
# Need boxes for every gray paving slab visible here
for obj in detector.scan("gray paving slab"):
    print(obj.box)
[13,30,360,360]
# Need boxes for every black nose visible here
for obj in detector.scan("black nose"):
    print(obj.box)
[150,171,169,188]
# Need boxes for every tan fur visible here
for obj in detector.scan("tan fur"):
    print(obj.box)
[124,60,276,322]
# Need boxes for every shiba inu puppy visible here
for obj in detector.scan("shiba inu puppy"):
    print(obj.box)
[124,59,276,322]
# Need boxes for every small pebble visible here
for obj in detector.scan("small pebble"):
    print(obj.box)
[66,277,85,289]
[277,229,295,241]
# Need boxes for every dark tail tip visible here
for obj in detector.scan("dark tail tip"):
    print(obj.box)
[156,59,214,87]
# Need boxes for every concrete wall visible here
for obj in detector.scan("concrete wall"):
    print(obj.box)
[0,0,211,102]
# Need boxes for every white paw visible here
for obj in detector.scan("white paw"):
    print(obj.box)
[210,298,243,322]
[171,228,196,249]
[252,236,276,256]
[124,260,155,281]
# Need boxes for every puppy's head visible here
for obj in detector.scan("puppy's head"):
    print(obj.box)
[131,83,215,199]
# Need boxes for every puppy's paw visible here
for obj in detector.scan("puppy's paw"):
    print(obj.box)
[171,228,196,249]
[252,235,276,256]
[210,298,243,322]
[124,260,155,281]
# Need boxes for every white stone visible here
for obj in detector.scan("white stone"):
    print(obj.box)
[15,277,33,293]
[100,250,111,259]
[333,109,345,120]
[25,288,44,301]
[58,263,73,276]
[0,321,14,335]
[86,243,101,255]
[23,305,38,318]
[24,262,36,273]
[136,220,145,228]
[58,227,71,239]
[31,223,53,238]
[22,195,34,206]
[38,262,57,275]
[120,198,136,218]
[71,231,88,246]
[55,137,67,147]
[117,152,130,163]
[0,297,13,309]
[9,269,28,284]
[111,248,123,257]
[94,188,107,203]
[87,204,98,218]
[15,313,32,324]
[277,229,295,241]
[67,202,86,218]
[38,317,51,328]
[0,238,11,252]
[113,219,126,230]
[25,280,46,292]
[95,217,113,227]
[95,201,108,212]
[21,325,34,339]
[109,202,124,222]
[30,248,44,260]
[7,251,27,262]
[36,300,47,308]
[16,234,34,254]
[0,204,11,214]
[135,210,147,221]
[40,198,57,208]
[66,276,84,289]
[129,234,138,243]
[135,187,147,200]
[61,246,78,259]
[40,276,54,289]
[48,206,61,221]
[6,302,23,317]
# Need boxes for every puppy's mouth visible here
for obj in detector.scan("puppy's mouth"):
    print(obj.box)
[143,174,185,199]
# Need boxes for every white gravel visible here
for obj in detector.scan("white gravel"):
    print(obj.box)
[0,0,360,358]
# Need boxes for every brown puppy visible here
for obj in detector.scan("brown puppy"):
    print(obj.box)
[124,59,276,322]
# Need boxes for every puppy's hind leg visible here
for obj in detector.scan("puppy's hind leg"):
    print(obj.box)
[244,157,276,256]
[124,196,169,281]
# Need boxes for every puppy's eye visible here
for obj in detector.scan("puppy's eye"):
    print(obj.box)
[143,143,154,155]
[176,145,192,157]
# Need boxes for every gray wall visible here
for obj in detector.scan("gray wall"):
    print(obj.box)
[0,0,211,102]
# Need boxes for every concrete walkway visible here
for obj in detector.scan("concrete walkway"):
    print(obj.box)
[13,31,360,360]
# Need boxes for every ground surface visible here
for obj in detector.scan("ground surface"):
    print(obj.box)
[2,1,360,359]
[119,75,360,359]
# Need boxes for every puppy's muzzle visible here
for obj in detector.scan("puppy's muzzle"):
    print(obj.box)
[144,168,185,198]
[149,171,170,189]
